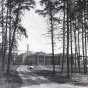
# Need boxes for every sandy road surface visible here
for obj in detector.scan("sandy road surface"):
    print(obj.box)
[16,65,88,88]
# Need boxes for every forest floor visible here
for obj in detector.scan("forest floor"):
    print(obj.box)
[0,65,88,88]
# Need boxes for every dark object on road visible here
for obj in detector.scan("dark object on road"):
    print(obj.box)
[29,66,34,69]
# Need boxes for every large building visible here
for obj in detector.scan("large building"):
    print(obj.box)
[15,51,61,65]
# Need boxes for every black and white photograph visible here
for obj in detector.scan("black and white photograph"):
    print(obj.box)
[0,0,88,88]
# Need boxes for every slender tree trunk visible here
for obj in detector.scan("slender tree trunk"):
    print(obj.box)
[82,11,86,73]
[84,6,87,73]
[75,18,80,73]
[74,22,77,72]
[70,18,73,73]
[1,0,5,71]
[77,27,81,73]
[3,7,9,72]
[66,0,70,78]
[50,6,55,74]
[7,4,20,74]
[84,26,87,73]
[61,0,65,73]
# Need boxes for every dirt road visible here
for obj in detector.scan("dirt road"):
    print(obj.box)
[16,65,88,88]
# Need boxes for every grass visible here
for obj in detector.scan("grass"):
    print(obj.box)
[0,65,22,88]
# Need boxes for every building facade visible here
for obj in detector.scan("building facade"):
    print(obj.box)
[15,52,61,65]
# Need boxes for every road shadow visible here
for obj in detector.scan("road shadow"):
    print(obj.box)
[2,70,23,88]
[71,73,88,87]
[21,69,69,85]
[15,65,88,87]
[32,70,69,83]
[24,70,88,87]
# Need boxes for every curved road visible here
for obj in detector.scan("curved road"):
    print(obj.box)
[16,65,88,88]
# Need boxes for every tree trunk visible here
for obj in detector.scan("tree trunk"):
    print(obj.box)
[61,0,66,73]
[82,11,86,73]
[70,17,73,73]
[66,0,70,78]
[77,27,81,73]
[3,7,9,73]
[49,5,55,74]
[84,6,87,73]
[1,0,5,71]
[6,4,20,74]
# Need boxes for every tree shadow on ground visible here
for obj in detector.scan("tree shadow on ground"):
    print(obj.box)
[71,73,88,87]
[25,70,88,87]
[3,70,23,88]
[71,80,88,86]
[26,70,69,84]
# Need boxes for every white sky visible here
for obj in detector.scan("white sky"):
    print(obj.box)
[18,0,63,54]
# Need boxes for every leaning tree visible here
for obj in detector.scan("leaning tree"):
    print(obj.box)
[0,0,35,74]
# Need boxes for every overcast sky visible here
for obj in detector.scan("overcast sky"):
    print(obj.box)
[18,0,63,54]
